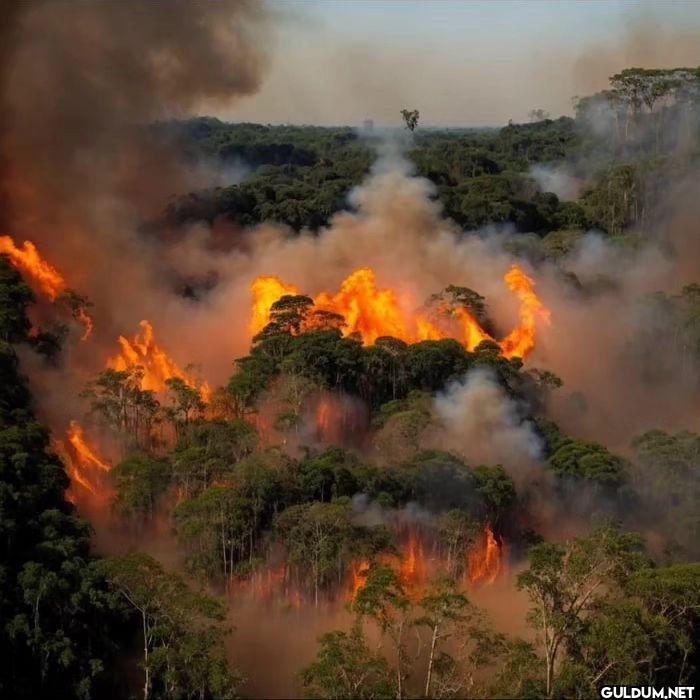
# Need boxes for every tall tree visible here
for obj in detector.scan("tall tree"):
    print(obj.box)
[517,525,645,697]
[301,626,394,699]
[98,553,239,699]
[400,109,420,132]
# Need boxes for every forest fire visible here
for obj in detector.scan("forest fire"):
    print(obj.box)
[467,524,504,586]
[250,264,549,358]
[250,276,299,336]
[499,265,551,359]
[311,392,367,445]
[315,398,331,438]
[349,560,371,600]
[0,236,66,300]
[58,421,112,501]
[398,530,431,599]
[232,562,303,609]
[0,235,93,338]
[348,529,433,602]
[108,320,211,401]
[315,268,411,344]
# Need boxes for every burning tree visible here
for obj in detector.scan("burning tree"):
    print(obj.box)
[249,264,550,359]
[275,501,388,606]
[0,236,94,338]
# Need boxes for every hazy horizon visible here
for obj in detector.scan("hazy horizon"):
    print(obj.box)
[211,0,700,128]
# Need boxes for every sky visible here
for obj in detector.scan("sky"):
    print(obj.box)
[216,0,700,127]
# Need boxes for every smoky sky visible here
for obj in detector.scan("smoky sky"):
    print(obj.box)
[222,9,700,126]
[0,0,270,230]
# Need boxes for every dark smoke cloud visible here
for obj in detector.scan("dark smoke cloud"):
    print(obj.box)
[1,0,269,231]
[0,0,273,440]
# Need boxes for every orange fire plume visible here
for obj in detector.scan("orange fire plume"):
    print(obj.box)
[349,560,371,600]
[499,265,551,359]
[348,529,431,602]
[58,420,112,500]
[315,268,410,345]
[250,264,549,359]
[75,307,94,341]
[250,276,300,336]
[232,561,303,609]
[399,529,430,595]
[0,236,66,300]
[468,524,504,586]
[108,320,211,401]
[0,235,94,339]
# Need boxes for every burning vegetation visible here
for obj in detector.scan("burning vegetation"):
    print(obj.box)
[0,235,94,338]
[58,420,113,503]
[250,263,549,359]
[108,319,211,401]
[0,236,66,300]
[467,523,504,586]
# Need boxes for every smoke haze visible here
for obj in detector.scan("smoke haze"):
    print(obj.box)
[223,9,700,126]
[432,368,542,472]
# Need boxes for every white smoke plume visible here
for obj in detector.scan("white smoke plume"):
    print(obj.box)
[530,164,583,201]
[432,368,542,474]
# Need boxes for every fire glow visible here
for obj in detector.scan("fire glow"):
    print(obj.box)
[349,524,504,603]
[467,523,504,586]
[250,264,549,359]
[347,530,434,603]
[108,319,211,401]
[0,235,66,300]
[57,420,112,501]
[0,235,93,339]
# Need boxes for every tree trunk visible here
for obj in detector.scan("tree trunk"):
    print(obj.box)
[425,623,439,697]
[396,620,405,700]
[142,611,150,700]
[314,565,319,607]
[545,643,555,698]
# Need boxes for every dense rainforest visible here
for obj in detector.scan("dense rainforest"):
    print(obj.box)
[1,64,700,700]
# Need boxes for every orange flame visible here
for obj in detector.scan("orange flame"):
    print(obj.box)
[499,265,551,360]
[399,530,428,589]
[0,236,66,300]
[454,306,495,351]
[316,398,331,437]
[56,421,112,500]
[67,421,110,473]
[315,268,410,345]
[108,319,210,401]
[250,264,548,359]
[75,306,94,341]
[348,529,431,602]
[0,236,93,338]
[468,524,503,586]
[232,561,303,609]
[349,560,370,600]
[249,276,299,336]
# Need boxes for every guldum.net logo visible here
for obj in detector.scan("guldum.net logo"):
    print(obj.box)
[600,687,695,699]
